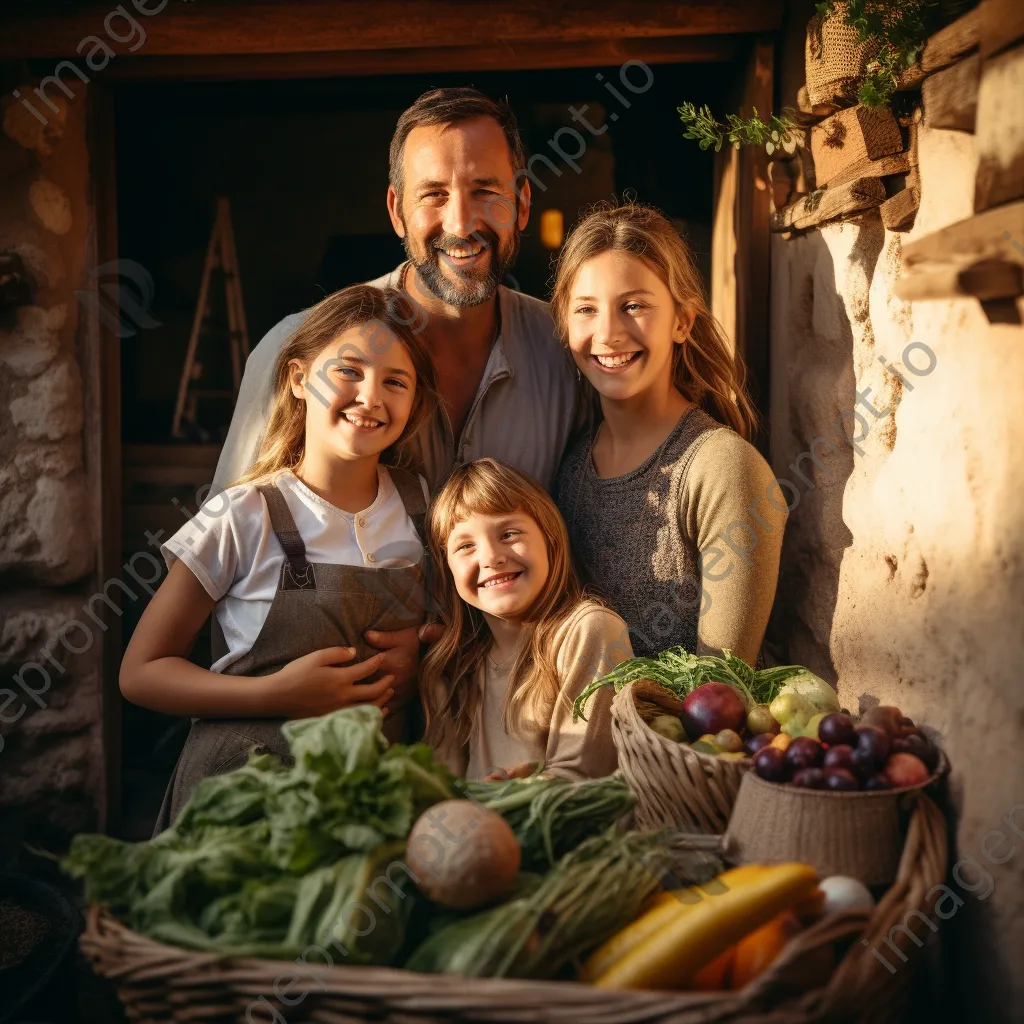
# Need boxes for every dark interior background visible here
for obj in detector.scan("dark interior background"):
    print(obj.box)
[116,62,733,444]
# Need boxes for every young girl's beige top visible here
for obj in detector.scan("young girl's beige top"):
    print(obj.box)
[457,602,633,782]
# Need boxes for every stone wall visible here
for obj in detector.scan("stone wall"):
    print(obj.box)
[0,80,105,837]
[769,110,1024,1020]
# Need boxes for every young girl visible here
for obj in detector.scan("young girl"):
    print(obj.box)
[121,285,438,830]
[551,202,786,665]
[420,458,632,782]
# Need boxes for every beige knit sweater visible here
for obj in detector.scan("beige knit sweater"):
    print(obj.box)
[555,408,787,665]
[441,602,633,781]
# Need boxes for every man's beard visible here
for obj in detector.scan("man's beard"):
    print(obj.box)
[402,222,520,308]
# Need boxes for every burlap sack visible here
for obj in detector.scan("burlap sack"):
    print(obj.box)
[805,2,880,106]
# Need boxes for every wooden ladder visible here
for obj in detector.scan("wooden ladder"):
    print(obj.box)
[172,197,251,438]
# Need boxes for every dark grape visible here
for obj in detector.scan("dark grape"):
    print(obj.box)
[746,733,774,756]
[824,767,860,791]
[754,746,790,783]
[786,736,824,771]
[792,767,826,789]
[818,712,857,747]
[863,773,892,791]
[822,744,856,771]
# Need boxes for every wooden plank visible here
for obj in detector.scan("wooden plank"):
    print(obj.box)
[86,83,123,834]
[0,0,783,58]
[123,443,221,467]
[974,45,1024,212]
[829,151,911,188]
[98,34,743,81]
[880,185,920,231]
[736,38,773,454]
[922,53,980,132]
[922,5,983,71]
[902,200,1024,269]
[810,105,903,188]
[894,259,1022,301]
[980,0,1024,59]
[769,177,887,232]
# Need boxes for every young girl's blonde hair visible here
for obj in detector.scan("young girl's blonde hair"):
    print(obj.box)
[420,458,598,755]
[235,285,437,485]
[549,201,756,440]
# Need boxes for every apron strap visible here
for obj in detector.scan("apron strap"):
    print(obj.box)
[256,480,312,580]
[387,466,428,547]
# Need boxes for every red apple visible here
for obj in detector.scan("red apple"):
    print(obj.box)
[681,683,746,742]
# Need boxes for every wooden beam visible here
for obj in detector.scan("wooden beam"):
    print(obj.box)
[980,0,1024,59]
[896,5,981,90]
[974,45,1024,212]
[0,0,783,58]
[894,259,1022,302]
[810,104,903,188]
[769,177,886,232]
[902,200,1024,270]
[922,5,983,72]
[828,151,910,188]
[922,52,979,132]
[97,34,743,82]
[879,184,920,232]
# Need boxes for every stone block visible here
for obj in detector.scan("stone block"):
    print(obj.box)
[0,303,66,377]
[25,473,95,584]
[9,356,83,441]
[28,178,73,236]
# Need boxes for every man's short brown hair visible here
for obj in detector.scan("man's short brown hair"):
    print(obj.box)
[389,87,526,207]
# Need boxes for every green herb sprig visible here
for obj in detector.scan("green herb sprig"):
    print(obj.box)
[677,102,799,155]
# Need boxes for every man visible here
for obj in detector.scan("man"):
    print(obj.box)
[212,87,578,715]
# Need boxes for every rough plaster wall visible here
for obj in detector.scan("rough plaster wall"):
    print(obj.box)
[769,122,1024,1016]
[0,85,104,835]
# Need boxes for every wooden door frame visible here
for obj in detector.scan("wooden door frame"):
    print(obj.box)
[712,37,774,455]
[85,81,123,831]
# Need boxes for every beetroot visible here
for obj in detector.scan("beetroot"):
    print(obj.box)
[681,683,746,742]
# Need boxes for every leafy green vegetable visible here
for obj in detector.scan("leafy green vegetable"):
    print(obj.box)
[777,671,841,714]
[678,101,799,154]
[459,773,636,869]
[572,646,813,721]
[405,829,722,978]
[63,707,455,960]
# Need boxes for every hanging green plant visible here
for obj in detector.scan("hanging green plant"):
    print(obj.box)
[815,0,941,108]
[677,102,799,155]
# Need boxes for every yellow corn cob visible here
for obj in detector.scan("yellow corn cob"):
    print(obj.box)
[580,864,766,982]
[594,862,819,990]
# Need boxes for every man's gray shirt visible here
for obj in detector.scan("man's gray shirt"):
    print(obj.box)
[212,263,578,495]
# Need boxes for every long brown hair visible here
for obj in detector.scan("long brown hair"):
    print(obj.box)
[234,285,437,486]
[549,201,757,440]
[420,458,600,755]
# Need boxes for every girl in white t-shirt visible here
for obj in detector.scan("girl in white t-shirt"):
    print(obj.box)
[120,284,438,830]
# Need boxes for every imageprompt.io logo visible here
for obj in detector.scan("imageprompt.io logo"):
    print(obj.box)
[74,258,161,337]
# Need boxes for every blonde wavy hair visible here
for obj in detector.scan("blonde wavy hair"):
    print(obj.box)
[420,458,600,755]
[234,285,437,486]
[549,201,756,440]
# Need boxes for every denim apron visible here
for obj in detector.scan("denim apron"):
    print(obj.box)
[153,468,427,834]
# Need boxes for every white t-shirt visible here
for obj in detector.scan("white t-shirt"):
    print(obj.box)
[161,467,427,673]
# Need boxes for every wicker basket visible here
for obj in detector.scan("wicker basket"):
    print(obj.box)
[805,2,880,107]
[78,796,947,1024]
[611,682,750,833]
[724,763,946,887]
